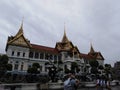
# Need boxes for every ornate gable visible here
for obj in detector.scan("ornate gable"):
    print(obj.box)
[71,46,81,58]
[62,42,73,49]
[97,53,102,59]
[6,22,31,48]
[55,29,74,51]
[8,35,30,47]
[56,41,74,51]
[96,52,104,60]
[88,43,104,60]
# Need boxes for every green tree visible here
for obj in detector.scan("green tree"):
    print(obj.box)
[27,63,40,74]
[104,64,112,79]
[27,67,39,74]
[58,60,63,64]
[0,54,9,65]
[98,65,104,70]
[64,65,70,74]
[89,60,99,75]
[71,62,78,73]
[0,54,9,77]
[53,60,57,64]
[91,67,98,74]
[32,63,40,68]
[98,65,104,74]
[89,60,99,68]
[6,64,12,71]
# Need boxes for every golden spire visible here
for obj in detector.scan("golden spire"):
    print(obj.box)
[15,18,24,37]
[61,23,69,43]
[20,17,23,30]
[64,22,66,35]
[90,42,95,53]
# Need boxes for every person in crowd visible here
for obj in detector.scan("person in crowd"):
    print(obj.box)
[96,75,104,90]
[106,79,111,90]
[64,73,80,90]
[96,75,103,90]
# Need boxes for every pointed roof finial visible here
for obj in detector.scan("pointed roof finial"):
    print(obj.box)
[21,17,24,29]
[64,22,67,38]
[15,18,24,37]
[62,22,69,43]
[90,42,95,53]
[19,16,24,30]
[64,22,66,34]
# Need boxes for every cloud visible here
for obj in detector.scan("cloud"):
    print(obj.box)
[0,0,120,66]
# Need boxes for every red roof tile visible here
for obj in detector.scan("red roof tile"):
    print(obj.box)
[31,44,58,54]
[80,53,95,60]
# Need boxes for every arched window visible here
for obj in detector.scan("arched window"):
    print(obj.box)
[45,53,49,60]
[17,52,20,57]
[23,52,25,57]
[35,52,39,59]
[11,51,14,56]
[21,62,24,71]
[40,53,44,59]
[54,55,57,60]
[29,52,33,58]
[14,61,19,70]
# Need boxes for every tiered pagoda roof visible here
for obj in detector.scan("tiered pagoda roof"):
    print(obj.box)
[88,44,104,60]
[6,22,104,61]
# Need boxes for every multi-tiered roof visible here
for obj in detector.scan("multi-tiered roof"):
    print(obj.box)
[6,22,104,61]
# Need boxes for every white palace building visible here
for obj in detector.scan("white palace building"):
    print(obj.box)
[5,23,104,74]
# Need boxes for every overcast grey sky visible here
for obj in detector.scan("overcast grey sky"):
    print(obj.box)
[0,0,120,66]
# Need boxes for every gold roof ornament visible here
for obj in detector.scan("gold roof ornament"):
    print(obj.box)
[90,43,95,53]
[61,23,69,43]
[15,18,24,38]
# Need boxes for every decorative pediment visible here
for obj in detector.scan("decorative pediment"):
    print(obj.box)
[73,46,79,53]
[56,44,62,50]
[63,43,72,49]
[56,42,74,51]
[7,22,31,48]
[10,36,28,46]
[96,53,104,60]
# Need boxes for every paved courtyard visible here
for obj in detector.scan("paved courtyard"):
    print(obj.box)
[0,83,120,90]
[78,86,120,90]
